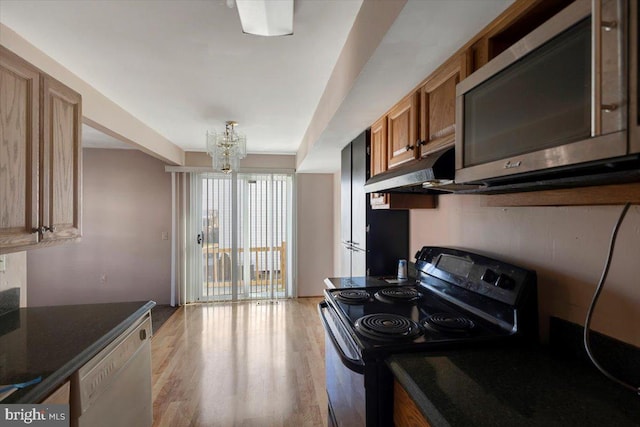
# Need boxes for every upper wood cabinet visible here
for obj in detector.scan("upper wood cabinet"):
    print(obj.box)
[418,56,464,157]
[370,116,387,177]
[40,75,82,243]
[369,116,388,206]
[0,48,40,250]
[464,0,575,74]
[387,92,419,169]
[0,47,82,254]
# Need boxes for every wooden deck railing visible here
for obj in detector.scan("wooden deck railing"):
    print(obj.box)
[202,243,287,292]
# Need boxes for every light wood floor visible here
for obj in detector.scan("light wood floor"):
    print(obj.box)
[150,298,327,427]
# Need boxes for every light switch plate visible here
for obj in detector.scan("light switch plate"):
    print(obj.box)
[0,255,6,272]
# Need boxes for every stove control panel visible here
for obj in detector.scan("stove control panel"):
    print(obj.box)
[481,269,514,289]
[414,246,536,306]
[495,273,515,290]
[481,269,498,284]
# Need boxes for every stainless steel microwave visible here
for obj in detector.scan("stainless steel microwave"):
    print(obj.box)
[455,0,639,185]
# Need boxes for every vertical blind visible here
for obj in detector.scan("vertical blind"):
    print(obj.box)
[189,172,293,302]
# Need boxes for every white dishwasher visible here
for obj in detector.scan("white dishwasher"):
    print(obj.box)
[70,313,153,427]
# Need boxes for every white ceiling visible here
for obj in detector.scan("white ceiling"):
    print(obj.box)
[0,0,513,172]
[82,125,136,150]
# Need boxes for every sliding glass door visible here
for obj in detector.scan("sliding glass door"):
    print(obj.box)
[188,172,294,302]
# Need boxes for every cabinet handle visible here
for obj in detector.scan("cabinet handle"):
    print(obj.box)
[405,144,415,151]
[32,226,56,234]
[601,104,618,113]
[418,139,427,146]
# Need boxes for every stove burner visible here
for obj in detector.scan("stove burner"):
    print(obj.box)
[334,289,371,304]
[425,313,475,333]
[355,314,422,341]
[375,287,421,304]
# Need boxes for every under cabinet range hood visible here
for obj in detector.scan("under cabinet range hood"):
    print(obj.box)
[364,148,460,194]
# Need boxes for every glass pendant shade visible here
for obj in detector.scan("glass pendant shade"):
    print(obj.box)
[206,121,247,174]
[235,0,293,37]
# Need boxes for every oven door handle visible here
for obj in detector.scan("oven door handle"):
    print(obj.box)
[318,301,365,374]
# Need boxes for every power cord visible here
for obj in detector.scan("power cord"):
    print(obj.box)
[583,202,639,395]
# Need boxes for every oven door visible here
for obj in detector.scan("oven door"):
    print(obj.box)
[318,301,366,427]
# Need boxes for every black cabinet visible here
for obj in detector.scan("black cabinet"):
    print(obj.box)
[341,130,409,277]
[341,137,352,258]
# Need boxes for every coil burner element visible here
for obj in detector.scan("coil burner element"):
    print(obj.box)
[355,313,423,341]
[425,313,475,333]
[334,289,371,304]
[374,287,422,304]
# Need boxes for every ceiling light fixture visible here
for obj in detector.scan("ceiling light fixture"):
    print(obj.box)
[206,121,247,174]
[234,0,293,36]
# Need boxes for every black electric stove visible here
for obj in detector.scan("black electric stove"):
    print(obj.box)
[319,246,537,427]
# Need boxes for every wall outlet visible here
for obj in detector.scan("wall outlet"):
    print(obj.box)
[161,231,169,240]
[0,255,6,273]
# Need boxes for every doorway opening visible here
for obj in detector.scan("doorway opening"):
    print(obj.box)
[187,172,294,302]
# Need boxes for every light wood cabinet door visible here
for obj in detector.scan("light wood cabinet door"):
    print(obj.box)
[463,0,574,76]
[370,116,388,206]
[0,47,40,251]
[40,75,82,242]
[387,93,418,169]
[394,380,432,427]
[370,116,387,177]
[419,56,462,157]
[41,381,70,404]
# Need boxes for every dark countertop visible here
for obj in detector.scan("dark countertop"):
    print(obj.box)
[0,301,155,403]
[324,276,415,289]
[388,345,640,427]
[325,262,418,289]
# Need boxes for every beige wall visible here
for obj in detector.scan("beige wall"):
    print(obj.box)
[0,252,27,307]
[27,148,172,306]
[409,195,640,347]
[184,152,296,169]
[297,174,334,296]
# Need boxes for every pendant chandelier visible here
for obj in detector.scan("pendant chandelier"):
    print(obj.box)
[206,121,247,174]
